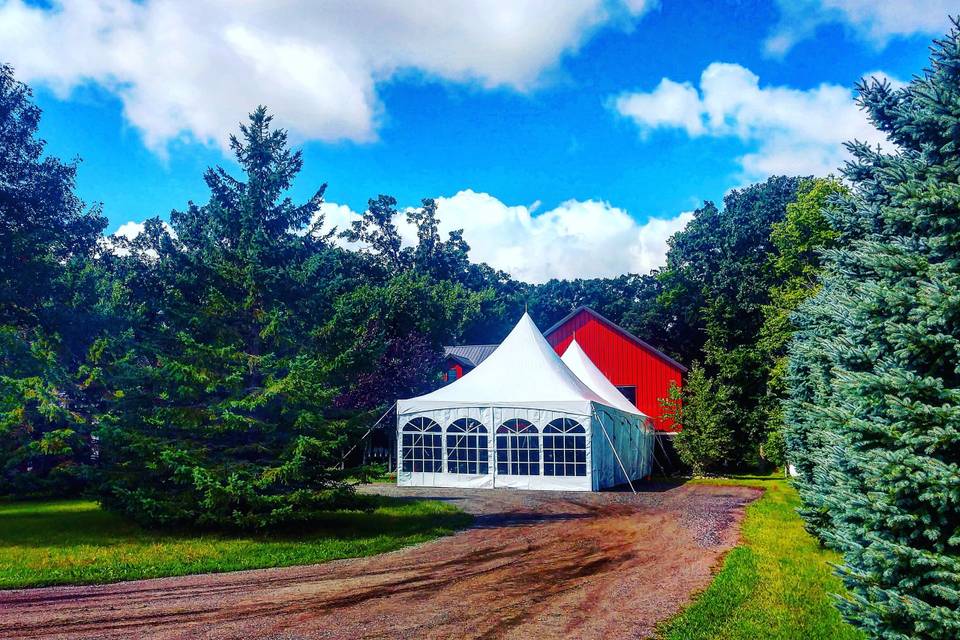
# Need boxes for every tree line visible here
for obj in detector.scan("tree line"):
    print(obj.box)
[1,18,958,638]
[0,61,819,513]
[0,60,819,516]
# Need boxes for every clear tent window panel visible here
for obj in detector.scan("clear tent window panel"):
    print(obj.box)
[401,417,442,473]
[496,419,540,476]
[446,418,489,474]
[543,418,587,477]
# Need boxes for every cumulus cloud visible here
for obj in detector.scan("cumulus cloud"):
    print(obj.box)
[313,202,367,250]
[765,0,954,56]
[0,0,652,153]
[99,219,176,257]
[315,190,692,283]
[614,78,704,136]
[115,190,689,281]
[613,62,895,180]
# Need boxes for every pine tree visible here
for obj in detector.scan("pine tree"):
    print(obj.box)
[785,22,960,639]
[660,364,735,475]
[98,108,353,529]
[0,64,108,497]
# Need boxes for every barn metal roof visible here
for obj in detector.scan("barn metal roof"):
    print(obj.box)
[442,344,499,368]
[444,306,686,374]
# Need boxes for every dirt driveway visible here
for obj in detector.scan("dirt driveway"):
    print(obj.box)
[0,483,760,640]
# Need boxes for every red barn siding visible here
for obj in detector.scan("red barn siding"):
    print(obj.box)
[442,360,465,383]
[546,309,683,432]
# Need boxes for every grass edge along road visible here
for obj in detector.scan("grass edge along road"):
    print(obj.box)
[658,475,863,640]
[0,494,471,589]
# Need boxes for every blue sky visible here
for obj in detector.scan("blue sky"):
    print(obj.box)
[1,1,951,282]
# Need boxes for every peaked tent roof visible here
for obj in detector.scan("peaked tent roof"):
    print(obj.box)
[545,306,688,373]
[399,313,610,413]
[561,339,647,417]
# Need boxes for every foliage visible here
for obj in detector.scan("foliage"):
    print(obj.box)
[660,365,735,475]
[784,22,960,639]
[0,63,108,498]
[659,476,863,640]
[0,496,470,588]
[322,271,486,410]
[659,177,804,467]
[341,194,473,283]
[528,273,676,357]
[333,194,493,407]
[757,177,845,465]
[97,108,357,529]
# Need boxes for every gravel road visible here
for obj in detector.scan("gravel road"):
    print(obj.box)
[0,483,760,640]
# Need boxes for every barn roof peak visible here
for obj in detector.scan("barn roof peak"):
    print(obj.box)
[545,306,687,373]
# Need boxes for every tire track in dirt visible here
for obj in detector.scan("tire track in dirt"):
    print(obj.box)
[0,483,760,640]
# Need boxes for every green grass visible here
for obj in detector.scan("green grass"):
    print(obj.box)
[0,495,471,589]
[658,474,862,640]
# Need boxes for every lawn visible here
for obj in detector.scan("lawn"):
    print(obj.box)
[658,475,862,640]
[0,494,471,589]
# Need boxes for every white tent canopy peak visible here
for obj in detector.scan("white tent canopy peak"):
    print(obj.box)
[400,312,609,409]
[561,338,648,417]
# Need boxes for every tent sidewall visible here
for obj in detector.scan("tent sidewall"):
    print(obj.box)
[397,405,593,491]
[396,402,653,492]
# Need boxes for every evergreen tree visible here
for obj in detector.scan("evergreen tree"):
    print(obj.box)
[659,364,735,475]
[0,64,108,497]
[785,23,960,638]
[98,108,353,529]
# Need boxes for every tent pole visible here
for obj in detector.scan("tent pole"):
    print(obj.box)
[339,401,398,467]
[593,410,636,494]
[490,406,497,488]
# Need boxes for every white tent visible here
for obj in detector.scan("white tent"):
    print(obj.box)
[396,313,654,491]
[560,338,655,489]
[561,338,646,416]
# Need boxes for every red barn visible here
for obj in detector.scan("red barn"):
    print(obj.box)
[441,345,498,383]
[544,307,685,432]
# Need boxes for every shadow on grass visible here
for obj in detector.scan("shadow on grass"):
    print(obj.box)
[0,495,471,550]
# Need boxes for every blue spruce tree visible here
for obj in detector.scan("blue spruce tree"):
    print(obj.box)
[785,21,960,639]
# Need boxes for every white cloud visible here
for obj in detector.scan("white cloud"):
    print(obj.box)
[99,220,176,257]
[860,69,909,91]
[613,62,895,180]
[765,0,954,56]
[614,78,704,136]
[0,0,652,153]
[434,191,692,282]
[113,221,148,241]
[315,190,692,283]
[113,189,689,281]
[312,202,367,250]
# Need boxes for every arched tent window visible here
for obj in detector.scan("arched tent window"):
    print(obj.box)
[543,418,587,477]
[496,419,540,476]
[446,418,489,474]
[401,417,442,473]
